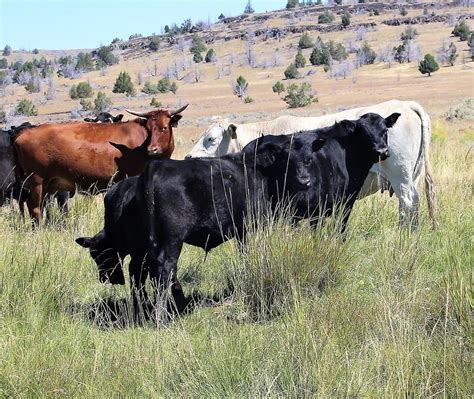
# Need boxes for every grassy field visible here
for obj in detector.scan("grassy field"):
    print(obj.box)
[0,117,472,397]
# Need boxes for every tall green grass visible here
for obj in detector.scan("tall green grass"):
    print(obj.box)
[0,138,472,397]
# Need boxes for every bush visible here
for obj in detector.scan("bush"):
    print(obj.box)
[284,63,300,79]
[310,47,330,66]
[25,77,41,93]
[80,98,93,112]
[452,20,471,41]
[400,6,408,16]
[318,11,335,24]
[286,0,298,9]
[418,54,439,76]
[298,33,313,49]
[205,48,217,63]
[76,52,94,72]
[96,46,119,66]
[272,81,285,96]
[233,75,248,99]
[341,13,351,27]
[444,98,474,121]
[69,82,93,99]
[356,41,376,65]
[142,81,160,95]
[193,51,203,63]
[283,82,317,108]
[3,45,11,56]
[244,96,254,104]
[295,49,306,68]
[0,108,6,123]
[0,58,7,69]
[310,39,347,66]
[190,34,206,54]
[400,27,419,41]
[15,99,37,116]
[150,97,162,107]
[157,77,171,93]
[94,91,112,114]
[170,81,178,94]
[32,48,39,55]
[113,71,136,96]
[149,36,160,51]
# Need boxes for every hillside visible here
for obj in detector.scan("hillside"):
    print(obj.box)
[0,1,473,157]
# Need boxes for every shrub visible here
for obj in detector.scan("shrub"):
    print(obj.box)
[444,98,474,121]
[341,13,351,27]
[170,81,178,94]
[149,36,160,51]
[94,91,112,114]
[25,77,41,93]
[157,77,171,93]
[400,6,408,16]
[310,47,330,66]
[298,33,313,49]
[15,99,37,116]
[452,20,471,41]
[193,51,203,63]
[418,54,439,76]
[233,75,248,99]
[3,45,11,56]
[150,97,162,107]
[438,42,458,66]
[400,27,419,41]
[69,82,93,99]
[286,0,298,9]
[284,63,300,79]
[272,81,285,96]
[244,96,254,104]
[205,48,217,63]
[113,71,136,96]
[283,82,317,108]
[356,41,376,65]
[468,33,474,60]
[295,49,306,68]
[80,98,93,112]
[76,52,94,72]
[32,48,39,55]
[318,11,335,24]
[96,46,119,66]
[0,58,7,69]
[243,0,254,14]
[190,34,206,54]
[142,81,160,95]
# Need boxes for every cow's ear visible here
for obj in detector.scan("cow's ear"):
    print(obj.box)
[116,114,124,122]
[338,119,356,135]
[385,112,401,128]
[76,237,93,248]
[109,141,131,154]
[228,124,237,139]
[312,138,325,152]
[170,114,183,127]
[256,142,281,168]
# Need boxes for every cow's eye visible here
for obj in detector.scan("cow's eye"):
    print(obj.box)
[304,157,312,165]
[208,137,215,143]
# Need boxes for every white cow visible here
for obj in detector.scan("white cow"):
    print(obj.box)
[186,100,436,228]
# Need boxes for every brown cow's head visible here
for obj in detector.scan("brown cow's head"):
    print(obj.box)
[125,104,188,158]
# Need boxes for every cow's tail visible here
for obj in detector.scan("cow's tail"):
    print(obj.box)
[408,101,437,229]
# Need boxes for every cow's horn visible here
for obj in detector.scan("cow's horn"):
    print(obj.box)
[125,109,149,118]
[170,104,189,116]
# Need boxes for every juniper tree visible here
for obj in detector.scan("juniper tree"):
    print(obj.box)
[295,49,306,68]
[233,75,248,99]
[418,54,439,76]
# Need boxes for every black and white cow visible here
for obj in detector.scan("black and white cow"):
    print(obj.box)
[84,112,124,123]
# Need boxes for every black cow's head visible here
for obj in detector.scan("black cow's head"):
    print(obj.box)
[349,112,400,162]
[243,134,320,190]
[76,232,125,285]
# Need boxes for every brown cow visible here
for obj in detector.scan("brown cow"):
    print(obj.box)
[14,105,188,224]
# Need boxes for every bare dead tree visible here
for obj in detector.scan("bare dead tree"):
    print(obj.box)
[45,76,56,100]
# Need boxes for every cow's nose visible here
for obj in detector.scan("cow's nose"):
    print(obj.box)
[184,154,191,159]
[151,147,158,154]
[298,176,311,187]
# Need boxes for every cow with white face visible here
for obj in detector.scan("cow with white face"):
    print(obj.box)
[185,100,437,229]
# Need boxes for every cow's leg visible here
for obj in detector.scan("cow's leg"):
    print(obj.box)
[148,241,186,320]
[26,176,44,226]
[129,255,150,324]
[56,191,70,213]
[391,174,419,230]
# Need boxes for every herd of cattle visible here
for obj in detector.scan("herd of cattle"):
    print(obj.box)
[0,99,436,319]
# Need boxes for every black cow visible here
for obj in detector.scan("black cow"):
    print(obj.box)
[84,112,124,123]
[76,134,318,320]
[244,112,400,233]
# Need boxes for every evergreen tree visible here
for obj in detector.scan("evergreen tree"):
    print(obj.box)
[341,13,351,27]
[15,99,37,116]
[94,91,112,114]
[418,54,439,76]
[298,32,313,49]
[286,0,299,9]
[310,46,330,66]
[3,45,12,56]
[193,51,203,63]
[205,48,217,63]
[295,49,306,68]
[170,81,178,94]
[244,0,254,14]
[283,82,317,108]
[113,71,136,96]
[272,81,285,96]
[190,34,206,53]
[233,75,248,99]
[452,20,471,41]
[284,63,300,79]
[318,11,335,24]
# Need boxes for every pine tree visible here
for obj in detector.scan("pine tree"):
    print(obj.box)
[418,54,439,76]
[190,34,206,54]
[205,48,217,63]
[233,75,248,99]
[295,49,306,68]
[113,71,136,96]
[298,32,313,49]
[244,0,254,14]
[284,63,300,79]
[272,81,285,96]
[341,13,351,27]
